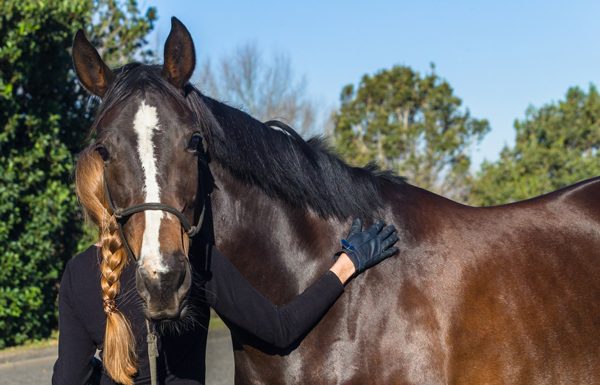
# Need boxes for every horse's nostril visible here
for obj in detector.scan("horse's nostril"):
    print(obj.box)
[135,257,191,317]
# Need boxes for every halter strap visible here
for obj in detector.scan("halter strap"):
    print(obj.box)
[101,150,207,261]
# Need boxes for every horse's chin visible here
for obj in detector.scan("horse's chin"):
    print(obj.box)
[152,302,198,335]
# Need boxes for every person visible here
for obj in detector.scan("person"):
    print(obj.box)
[52,217,399,385]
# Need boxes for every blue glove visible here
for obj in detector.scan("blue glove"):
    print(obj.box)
[341,218,399,273]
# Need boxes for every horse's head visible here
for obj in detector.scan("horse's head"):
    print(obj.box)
[73,18,203,320]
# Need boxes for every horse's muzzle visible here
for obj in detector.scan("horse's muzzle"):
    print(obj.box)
[135,256,192,320]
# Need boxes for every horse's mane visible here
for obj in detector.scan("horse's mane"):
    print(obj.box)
[186,86,405,220]
[94,64,405,220]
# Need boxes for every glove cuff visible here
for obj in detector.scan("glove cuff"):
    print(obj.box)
[332,250,344,261]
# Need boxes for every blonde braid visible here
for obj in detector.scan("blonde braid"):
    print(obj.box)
[75,149,137,385]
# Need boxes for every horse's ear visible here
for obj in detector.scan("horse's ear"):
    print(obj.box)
[72,30,114,98]
[162,17,196,89]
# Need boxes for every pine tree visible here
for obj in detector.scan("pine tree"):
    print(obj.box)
[470,86,600,206]
[333,65,489,200]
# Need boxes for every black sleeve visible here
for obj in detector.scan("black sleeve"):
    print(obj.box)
[52,260,97,385]
[204,248,344,349]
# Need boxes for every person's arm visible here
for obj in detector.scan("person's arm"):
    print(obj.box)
[205,248,345,349]
[52,260,97,385]
[205,219,398,349]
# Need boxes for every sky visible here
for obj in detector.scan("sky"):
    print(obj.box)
[144,0,600,167]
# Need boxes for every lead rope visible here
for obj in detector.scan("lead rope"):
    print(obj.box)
[146,320,158,385]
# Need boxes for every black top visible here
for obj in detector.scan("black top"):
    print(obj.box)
[52,246,344,385]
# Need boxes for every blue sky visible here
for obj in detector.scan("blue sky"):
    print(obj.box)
[144,0,600,167]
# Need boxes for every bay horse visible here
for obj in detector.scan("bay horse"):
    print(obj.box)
[72,17,600,385]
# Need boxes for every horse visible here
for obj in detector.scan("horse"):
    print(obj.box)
[72,17,600,385]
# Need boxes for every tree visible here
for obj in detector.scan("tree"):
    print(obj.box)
[198,43,317,135]
[470,85,600,206]
[0,0,155,347]
[88,0,157,66]
[333,65,489,200]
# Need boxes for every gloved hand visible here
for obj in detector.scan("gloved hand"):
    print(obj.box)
[340,218,399,273]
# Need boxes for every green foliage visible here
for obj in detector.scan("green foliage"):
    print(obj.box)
[0,0,155,348]
[333,65,489,201]
[470,86,600,206]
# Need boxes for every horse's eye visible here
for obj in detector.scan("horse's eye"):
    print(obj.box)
[187,133,203,153]
[95,145,110,162]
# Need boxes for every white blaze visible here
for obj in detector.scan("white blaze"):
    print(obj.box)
[133,100,167,273]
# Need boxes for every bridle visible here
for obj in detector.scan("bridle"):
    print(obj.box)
[100,134,211,385]
[101,136,209,262]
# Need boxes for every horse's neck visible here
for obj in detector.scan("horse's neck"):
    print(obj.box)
[209,162,345,302]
